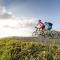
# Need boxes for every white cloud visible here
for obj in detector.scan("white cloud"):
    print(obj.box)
[0,6,15,19]
[0,6,36,37]
[0,19,35,37]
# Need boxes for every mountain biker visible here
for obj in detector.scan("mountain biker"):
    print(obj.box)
[45,22,53,30]
[37,20,45,31]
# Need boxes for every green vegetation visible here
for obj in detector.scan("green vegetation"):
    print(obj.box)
[0,38,60,60]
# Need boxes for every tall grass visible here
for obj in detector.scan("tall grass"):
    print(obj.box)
[0,38,60,60]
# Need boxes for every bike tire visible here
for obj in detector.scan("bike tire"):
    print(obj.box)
[51,31,59,38]
[32,31,38,37]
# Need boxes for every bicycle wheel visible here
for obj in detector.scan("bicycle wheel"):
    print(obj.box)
[51,31,59,38]
[32,31,38,37]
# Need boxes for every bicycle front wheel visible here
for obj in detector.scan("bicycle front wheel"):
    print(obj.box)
[32,31,38,37]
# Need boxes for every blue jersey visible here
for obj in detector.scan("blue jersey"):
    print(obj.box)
[45,22,53,30]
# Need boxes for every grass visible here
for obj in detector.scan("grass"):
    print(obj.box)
[0,38,60,60]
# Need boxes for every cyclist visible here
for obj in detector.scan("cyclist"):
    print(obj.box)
[45,22,53,31]
[36,20,45,31]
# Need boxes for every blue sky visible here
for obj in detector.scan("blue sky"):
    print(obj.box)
[4,0,60,30]
[4,0,60,17]
[0,0,60,37]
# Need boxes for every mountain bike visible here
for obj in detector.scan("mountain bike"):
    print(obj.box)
[32,27,48,37]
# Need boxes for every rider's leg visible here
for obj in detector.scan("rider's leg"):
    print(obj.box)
[40,26,45,35]
[42,25,45,32]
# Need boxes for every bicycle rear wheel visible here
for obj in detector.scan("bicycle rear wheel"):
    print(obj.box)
[44,30,53,39]
[51,31,59,38]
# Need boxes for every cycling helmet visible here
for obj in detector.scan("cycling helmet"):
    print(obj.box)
[39,20,41,22]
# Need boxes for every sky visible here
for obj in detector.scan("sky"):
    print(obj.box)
[0,0,60,37]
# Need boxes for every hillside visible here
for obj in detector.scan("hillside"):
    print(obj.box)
[0,37,60,60]
[2,36,60,45]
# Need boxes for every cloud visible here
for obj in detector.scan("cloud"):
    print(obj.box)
[17,19,35,28]
[0,5,36,28]
[0,6,14,19]
[0,4,42,37]
[0,12,13,19]
[0,0,11,19]
[0,6,36,37]
[0,19,35,37]
[3,18,36,29]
